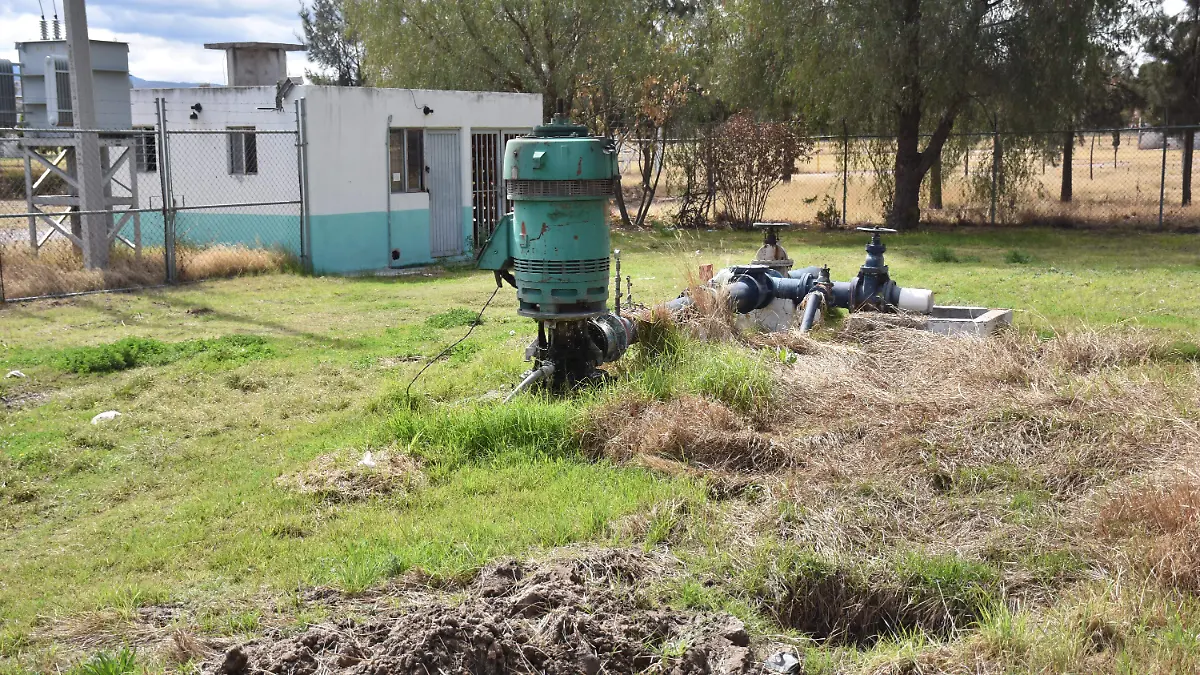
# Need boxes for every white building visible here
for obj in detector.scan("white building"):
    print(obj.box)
[129,85,541,274]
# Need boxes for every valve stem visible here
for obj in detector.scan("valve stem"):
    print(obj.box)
[613,250,622,316]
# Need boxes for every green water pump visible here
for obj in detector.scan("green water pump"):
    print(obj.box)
[478,114,636,393]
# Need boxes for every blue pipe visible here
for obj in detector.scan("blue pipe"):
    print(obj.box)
[798,291,824,332]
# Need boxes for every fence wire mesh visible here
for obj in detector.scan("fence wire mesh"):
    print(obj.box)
[1,113,303,302]
[627,125,1200,230]
[161,129,302,282]
[0,129,170,301]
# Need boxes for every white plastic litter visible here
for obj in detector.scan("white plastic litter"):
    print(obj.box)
[5,370,25,379]
[90,410,121,424]
[763,652,801,674]
[358,451,377,468]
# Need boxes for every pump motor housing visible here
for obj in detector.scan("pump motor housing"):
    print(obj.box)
[478,115,617,319]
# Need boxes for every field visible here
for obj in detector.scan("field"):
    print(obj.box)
[2,227,1200,673]
[626,130,1200,227]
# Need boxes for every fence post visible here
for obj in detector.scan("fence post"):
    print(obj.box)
[841,119,849,226]
[1159,122,1168,229]
[293,99,309,273]
[990,122,999,226]
[155,98,177,282]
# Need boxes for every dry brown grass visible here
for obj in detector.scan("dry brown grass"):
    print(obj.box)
[596,312,1200,596]
[1,241,293,300]
[635,134,1200,227]
[584,396,792,473]
[178,245,293,282]
[1098,473,1200,592]
[275,448,427,502]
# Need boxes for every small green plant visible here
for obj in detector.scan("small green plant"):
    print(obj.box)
[691,346,775,414]
[448,340,481,365]
[58,337,169,374]
[815,195,842,230]
[929,246,960,263]
[426,308,482,329]
[1005,249,1033,264]
[389,399,581,471]
[68,647,138,675]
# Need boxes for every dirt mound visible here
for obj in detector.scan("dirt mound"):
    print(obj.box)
[208,551,753,675]
[275,450,426,502]
[584,396,791,473]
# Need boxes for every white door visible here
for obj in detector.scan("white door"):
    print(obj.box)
[426,130,462,257]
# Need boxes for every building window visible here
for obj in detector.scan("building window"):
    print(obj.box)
[228,126,258,175]
[390,128,425,193]
[134,127,157,173]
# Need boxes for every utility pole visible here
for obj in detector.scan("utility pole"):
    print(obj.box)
[64,0,108,268]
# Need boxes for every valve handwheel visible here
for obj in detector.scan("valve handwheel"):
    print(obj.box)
[855,226,898,234]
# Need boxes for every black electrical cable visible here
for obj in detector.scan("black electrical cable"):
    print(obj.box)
[404,285,501,400]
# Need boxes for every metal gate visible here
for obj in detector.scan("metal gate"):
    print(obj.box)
[469,129,530,251]
[471,132,500,249]
[427,130,462,257]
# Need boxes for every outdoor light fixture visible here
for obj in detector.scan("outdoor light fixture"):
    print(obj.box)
[422,105,434,115]
[189,103,202,120]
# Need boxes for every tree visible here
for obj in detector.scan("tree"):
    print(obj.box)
[1055,53,1139,203]
[300,0,366,86]
[349,0,615,116]
[575,1,716,228]
[351,0,715,227]
[730,0,1144,230]
[1140,2,1200,206]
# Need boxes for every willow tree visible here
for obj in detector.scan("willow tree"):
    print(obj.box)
[726,0,1143,229]
[1140,1,1200,206]
[348,0,707,119]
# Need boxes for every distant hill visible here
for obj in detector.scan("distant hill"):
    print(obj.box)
[130,75,208,89]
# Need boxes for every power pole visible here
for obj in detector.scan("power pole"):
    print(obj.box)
[63,0,108,268]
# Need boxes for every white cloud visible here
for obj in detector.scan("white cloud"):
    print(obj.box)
[1,3,311,84]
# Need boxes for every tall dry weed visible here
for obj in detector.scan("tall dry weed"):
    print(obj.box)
[1098,474,1200,592]
[1,241,292,299]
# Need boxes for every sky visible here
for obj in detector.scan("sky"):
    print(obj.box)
[0,0,313,84]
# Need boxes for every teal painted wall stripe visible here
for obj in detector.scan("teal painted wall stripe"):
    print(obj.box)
[388,209,432,268]
[120,207,475,276]
[118,212,301,257]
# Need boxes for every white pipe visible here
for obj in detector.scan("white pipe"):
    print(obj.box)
[897,287,934,314]
[503,363,555,403]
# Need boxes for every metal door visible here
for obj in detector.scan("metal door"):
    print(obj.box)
[426,130,462,257]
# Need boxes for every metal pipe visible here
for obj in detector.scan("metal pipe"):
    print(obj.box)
[798,291,824,333]
[503,363,555,403]
[385,114,393,260]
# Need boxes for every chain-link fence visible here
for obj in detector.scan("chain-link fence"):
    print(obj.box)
[0,102,304,302]
[629,125,1200,229]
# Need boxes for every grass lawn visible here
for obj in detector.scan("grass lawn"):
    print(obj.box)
[1,226,1199,673]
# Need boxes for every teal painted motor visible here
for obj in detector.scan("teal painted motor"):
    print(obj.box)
[478,114,636,393]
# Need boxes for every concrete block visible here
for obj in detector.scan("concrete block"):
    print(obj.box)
[927,306,1012,337]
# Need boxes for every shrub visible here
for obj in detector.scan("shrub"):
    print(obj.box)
[1005,249,1033,264]
[929,246,960,263]
[710,113,812,228]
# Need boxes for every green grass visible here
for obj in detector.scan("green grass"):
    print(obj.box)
[2,227,1200,671]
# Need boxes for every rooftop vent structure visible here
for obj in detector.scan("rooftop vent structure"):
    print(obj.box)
[203,42,306,87]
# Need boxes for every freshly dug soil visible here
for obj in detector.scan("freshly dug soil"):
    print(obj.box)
[208,550,754,675]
